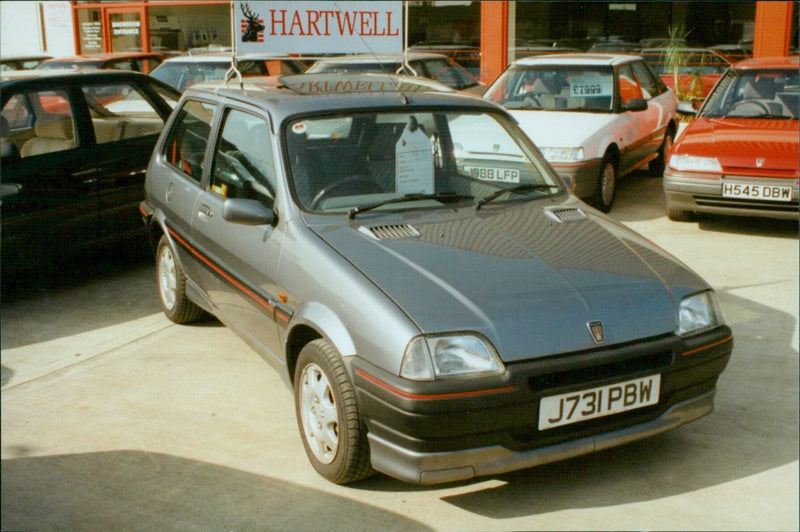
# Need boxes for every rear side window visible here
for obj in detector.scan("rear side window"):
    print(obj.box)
[161,99,215,183]
[1,89,75,158]
[631,60,663,99]
[210,108,275,205]
[81,83,167,145]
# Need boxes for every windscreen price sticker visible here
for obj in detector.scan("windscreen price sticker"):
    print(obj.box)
[569,74,612,98]
[722,182,792,202]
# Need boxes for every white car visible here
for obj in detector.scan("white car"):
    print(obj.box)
[484,54,678,212]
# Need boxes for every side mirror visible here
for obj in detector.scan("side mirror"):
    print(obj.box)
[222,198,276,226]
[676,101,697,116]
[624,98,648,112]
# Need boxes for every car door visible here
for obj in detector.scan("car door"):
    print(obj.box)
[190,105,284,360]
[1,86,99,270]
[615,62,661,175]
[79,79,177,244]
[149,97,215,280]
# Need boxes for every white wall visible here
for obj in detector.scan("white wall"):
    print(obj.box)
[0,1,43,56]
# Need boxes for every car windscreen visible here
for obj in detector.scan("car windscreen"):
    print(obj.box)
[700,68,799,119]
[151,60,270,91]
[485,65,614,112]
[285,109,562,214]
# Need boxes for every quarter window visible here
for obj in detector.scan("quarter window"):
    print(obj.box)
[631,61,662,99]
[210,109,275,204]
[162,99,215,182]
[81,83,167,145]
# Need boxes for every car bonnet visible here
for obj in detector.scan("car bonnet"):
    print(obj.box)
[309,202,706,362]
[509,110,618,149]
[676,117,799,173]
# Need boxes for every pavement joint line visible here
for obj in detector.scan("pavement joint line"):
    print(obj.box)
[1,315,174,394]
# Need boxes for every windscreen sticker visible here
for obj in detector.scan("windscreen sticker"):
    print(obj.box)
[291,122,307,134]
[569,73,613,98]
[395,118,434,194]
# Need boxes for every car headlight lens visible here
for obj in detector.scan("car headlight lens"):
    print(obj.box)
[668,154,723,173]
[678,291,724,336]
[539,147,584,162]
[400,334,504,381]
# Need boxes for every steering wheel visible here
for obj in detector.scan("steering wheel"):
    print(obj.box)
[730,99,771,116]
[309,175,383,209]
[523,95,542,108]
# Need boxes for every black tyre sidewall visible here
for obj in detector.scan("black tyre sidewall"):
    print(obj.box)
[156,235,202,323]
[293,339,372,484]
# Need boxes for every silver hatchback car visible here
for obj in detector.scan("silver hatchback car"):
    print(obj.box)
[141,73,732,485]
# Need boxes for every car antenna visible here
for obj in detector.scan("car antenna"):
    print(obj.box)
[333,1,410,104]
[222,0,244,91]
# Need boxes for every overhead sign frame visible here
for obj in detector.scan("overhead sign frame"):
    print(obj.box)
[234,1,403,55]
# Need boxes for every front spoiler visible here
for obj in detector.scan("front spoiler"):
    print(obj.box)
[368,389,715,485]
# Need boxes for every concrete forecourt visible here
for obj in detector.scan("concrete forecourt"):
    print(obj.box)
[1,174,798,531]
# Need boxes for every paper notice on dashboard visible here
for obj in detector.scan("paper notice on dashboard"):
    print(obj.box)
[395,122,434,194]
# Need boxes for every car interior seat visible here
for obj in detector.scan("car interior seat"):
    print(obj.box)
[532,77,566,109]
[20,115,75,157]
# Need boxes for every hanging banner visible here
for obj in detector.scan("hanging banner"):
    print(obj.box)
[235,1,402,54]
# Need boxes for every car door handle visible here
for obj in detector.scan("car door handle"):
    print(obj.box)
[198,204,214,219]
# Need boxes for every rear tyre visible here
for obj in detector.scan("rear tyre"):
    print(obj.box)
[590,155,616,213]
[667,206,694,222]
[294,339,373,484]
[156,235,203,323]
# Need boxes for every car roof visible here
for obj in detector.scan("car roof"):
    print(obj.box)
[510,53,641,67]
[182,73,499,125]
[731,55,799,69]
[158,52,303,64]
[0,68,178,93]
[312,52,451,64]
[42,52,163,62]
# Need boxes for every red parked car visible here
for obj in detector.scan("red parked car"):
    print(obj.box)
[663,56,799,221]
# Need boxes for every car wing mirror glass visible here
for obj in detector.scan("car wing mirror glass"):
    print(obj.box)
[222,198,276,226]
[676,100,697,116]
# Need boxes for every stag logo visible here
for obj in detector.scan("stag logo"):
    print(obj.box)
[241,3,264,42]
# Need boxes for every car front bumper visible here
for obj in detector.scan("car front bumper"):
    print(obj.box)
[664,169,800,220]
[550,158,602,199]
[353,326,733,485]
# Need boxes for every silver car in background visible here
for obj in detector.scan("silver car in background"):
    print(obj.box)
[141,73,732,485]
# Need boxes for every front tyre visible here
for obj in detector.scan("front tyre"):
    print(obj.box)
[590,156,616,213]
[294,339,372,484]
[156,235,203,323]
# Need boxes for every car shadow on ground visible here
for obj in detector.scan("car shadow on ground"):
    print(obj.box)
[0,450,432,532]
[363,291,798,519]
[1,241,224,350]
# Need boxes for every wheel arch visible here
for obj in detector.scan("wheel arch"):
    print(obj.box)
[285,301,358,382]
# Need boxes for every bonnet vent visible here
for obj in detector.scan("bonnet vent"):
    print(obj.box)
[360,224,421,240]
[544,207,588,223]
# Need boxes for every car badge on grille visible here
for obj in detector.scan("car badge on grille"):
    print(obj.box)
[587,321,604,344]
[756,157,765,168]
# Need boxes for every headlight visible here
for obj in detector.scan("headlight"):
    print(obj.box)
[400,334,505,381]
[668,154,723,172]
[539,147,584,163]
[678,291,724,336]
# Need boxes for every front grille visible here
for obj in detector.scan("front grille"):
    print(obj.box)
[527,350,673,392]
[694,195,799,213]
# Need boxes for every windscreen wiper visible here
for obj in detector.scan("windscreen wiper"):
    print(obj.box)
[347,192,473,219]
[474,183,559,210]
